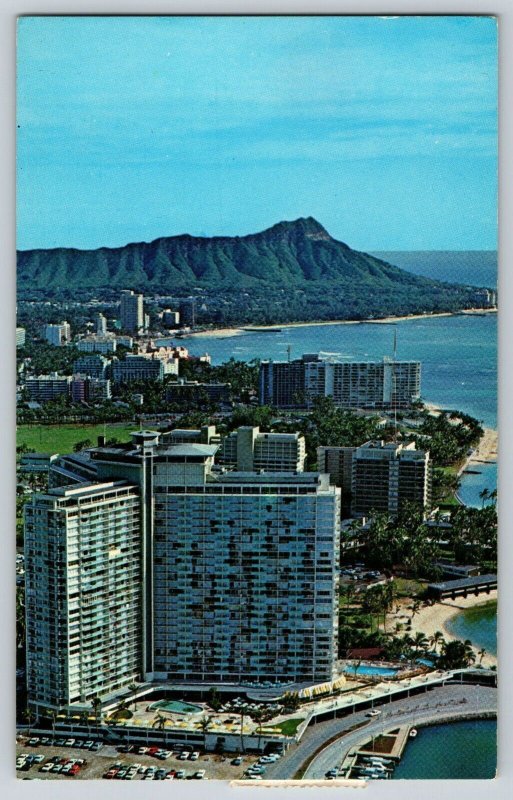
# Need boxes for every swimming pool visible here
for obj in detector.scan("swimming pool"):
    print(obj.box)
[149,699,203,715]
[345,664,400,678]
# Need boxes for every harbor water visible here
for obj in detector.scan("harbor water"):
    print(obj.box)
[393,719,496,779]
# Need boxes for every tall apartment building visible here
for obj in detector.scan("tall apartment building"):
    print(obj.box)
[44,321,71,346]
[73,354,110,379]
[150,450,339,684]
[96,313,108,336]
[178,298,196,327]
[120,290,144,333]
[162,309,180,327]
[351,440,431,516]
[111,355,165,383]
[27,433,340,711]
[16,327,26,348]
[317,445,355,513]
[219,427,306,472]
[25,374,71,403]
[24,482,142,714]
[260,354,421,410]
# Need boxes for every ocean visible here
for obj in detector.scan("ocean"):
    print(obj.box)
[371,250,497,289]
[393,719,496,780]
[445,601,498,657]
[177,313,497,429]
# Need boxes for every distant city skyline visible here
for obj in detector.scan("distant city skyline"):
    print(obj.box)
[17,15,497,252]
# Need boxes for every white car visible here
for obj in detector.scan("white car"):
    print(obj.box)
[190,752,200,761]
[366,709,382,717]
[178,751,189,760]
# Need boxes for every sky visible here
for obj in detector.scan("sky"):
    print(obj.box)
[16,15,498,251]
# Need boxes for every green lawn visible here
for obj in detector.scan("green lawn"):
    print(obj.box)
[393,577,428,597]
[261,717,305,736]
[17,423,139,455]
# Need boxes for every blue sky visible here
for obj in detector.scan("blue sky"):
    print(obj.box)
[17,15,497,251]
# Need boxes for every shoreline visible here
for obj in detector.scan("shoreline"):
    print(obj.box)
[181,307,497,338]
[392,593,497,669]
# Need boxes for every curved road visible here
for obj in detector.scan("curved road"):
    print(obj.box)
[263,685,497,781]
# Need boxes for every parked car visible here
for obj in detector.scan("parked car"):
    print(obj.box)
[175,769,186,779]
[366,709,382,717]
[194,770,206,779]
[190,752,200,761]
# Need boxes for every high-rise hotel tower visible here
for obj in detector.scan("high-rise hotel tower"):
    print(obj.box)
[25,433,340,712]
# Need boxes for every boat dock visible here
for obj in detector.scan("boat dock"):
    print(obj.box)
[339,726,411,779]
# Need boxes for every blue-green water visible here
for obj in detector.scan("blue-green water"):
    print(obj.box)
[458,462,497,509]
[150,699,203,715]
[393,719,497,779]
[445,601,497,656]
[173,313,497,428]
[345,664,399,677]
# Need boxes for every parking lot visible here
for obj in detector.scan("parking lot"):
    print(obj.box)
[16,735,271,780]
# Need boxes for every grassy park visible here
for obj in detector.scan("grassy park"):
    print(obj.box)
[17,423,139,455]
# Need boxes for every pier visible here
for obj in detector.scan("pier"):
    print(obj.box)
[427,574,497,600]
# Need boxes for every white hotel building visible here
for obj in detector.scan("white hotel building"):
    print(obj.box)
[25,432,340,712]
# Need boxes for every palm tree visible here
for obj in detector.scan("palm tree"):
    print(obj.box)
[478,647,487,666]
[198,714,213,751]
[80,709,91,737]
[250,707,267,753]
[23,707,36,737]
[352,658,362,680]
[463,640,476,666]
[411,600,422,620]
[429,630,445,655]
[127,682,138,710]
[91,696,102,736]
[412,632,429,655]
[238,706,246,754]
[152,712,167,731]
[479,487,490,508]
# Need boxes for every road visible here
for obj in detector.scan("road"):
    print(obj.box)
[263,684,497,781]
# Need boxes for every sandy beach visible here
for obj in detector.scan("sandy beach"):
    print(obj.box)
[460,428,498,473]
[182,307,496,338]
[391,593,497,668]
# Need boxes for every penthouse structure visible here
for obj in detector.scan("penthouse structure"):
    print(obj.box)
[26,433,340,711]
[351,440,431,516]
[120,290,144,333]
[24,482,142,713]
[260,354,421,410]
[219,427,306,472]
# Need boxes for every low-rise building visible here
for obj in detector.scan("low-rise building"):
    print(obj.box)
[72,354,110,379]
[76,335,117,354]
[71,375,111,403]
[165,379,231,407]
[112,355,165,383]
[25,374,71,403]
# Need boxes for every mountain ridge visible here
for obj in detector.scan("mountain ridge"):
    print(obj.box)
[18,216,455,292]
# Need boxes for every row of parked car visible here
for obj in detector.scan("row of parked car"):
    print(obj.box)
[17,753,86,776]
[121,744,202,761]
[26,736,103,751]
[104,762,206,780]
[242,751,283,779]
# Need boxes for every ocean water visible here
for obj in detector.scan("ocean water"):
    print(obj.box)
[371,251,497,289]
[445,601,497,657]
[393,719,497,779]
[458,462,498,509]
[179,313,497,428]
